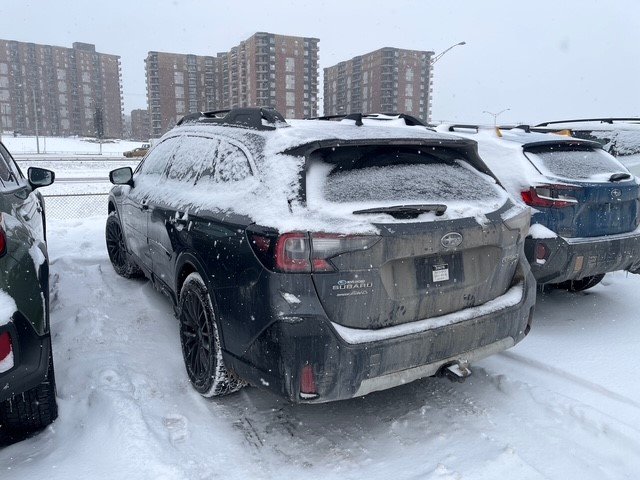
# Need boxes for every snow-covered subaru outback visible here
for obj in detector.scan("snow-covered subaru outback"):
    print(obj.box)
[440,125,640,291]
[106,108,535,403]
[0,142,57,435]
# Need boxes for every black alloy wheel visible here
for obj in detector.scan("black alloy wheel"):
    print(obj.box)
[178,273,244,397]
[105,213,142,278]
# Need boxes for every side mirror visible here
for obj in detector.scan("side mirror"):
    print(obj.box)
[110,167,134,186]
[28,167,55,189]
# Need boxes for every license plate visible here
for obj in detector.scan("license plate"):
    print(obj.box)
[432,264,450,282]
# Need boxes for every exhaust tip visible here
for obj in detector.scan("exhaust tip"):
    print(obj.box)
[437,361,472,383]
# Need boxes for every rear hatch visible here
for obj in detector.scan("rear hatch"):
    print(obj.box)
[522,143,639,237]
[304,144,527,329]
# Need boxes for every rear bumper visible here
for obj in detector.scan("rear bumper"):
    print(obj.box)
[226,271,536,403]
[0,312,51,403]
[525,228,640,283]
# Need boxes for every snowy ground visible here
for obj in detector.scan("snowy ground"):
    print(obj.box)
[1,216,639,479]
[3,135,145,156]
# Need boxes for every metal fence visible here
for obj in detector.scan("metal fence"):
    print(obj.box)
[42,193,109,219]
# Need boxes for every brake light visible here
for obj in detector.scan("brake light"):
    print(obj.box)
[521,184,579,208]
[0,331,12,365]
[275,233,312,272]
[248,230,379,273]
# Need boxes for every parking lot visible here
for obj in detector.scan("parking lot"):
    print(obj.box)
[1,214,639,479]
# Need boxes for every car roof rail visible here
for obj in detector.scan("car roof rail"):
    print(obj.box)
[308,112,428,127]
[536,117,640,127]
[177,107,288,131]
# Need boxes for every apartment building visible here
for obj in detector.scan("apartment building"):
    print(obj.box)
[0,40,123,138]
[145,51,217,137]
[217,32,319,119]
[324,47,434,122]
[145,32,319,137]
[130,109,150,141]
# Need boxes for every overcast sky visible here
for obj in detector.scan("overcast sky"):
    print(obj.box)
[3,0,639,124]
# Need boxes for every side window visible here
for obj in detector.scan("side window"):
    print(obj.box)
[213,140,252,183]
[0,145,18,189]
[137,137,180,176]
[0,144,24,181]
[167,136,218,185]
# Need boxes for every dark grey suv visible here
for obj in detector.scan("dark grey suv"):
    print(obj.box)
[106,108,536,403]
[0,142,56,435]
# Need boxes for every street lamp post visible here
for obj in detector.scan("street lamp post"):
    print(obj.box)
[428,41,466,123]
[483,108,511,126]
[31,88,40,154]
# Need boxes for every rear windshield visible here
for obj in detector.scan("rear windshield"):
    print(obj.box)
[307,147,504,207]
[524,146,627,181]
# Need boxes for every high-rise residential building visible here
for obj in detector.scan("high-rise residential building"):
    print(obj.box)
[216,32,319,120]
[130,109,150,141]
[324,47,434,122]
[145,51,217,137]
[0,40,123,138]
[145,32,319,137]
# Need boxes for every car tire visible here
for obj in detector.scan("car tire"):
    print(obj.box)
[0,350,58,434]
[178,272,244,397]
[105,212,143,279]
[556,274,606,292]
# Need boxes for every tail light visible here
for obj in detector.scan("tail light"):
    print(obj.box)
[0,331,13,371]
[248,228,379,273]
[521,184,579,208]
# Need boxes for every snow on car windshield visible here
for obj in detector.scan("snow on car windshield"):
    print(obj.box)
[307,150,507,221]
[524,147,628,181]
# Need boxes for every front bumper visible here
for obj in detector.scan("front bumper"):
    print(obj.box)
[525,228,640,284]
[0,312,51,403]
[225,272,536,403]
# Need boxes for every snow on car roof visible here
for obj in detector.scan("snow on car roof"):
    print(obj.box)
[435,126,555,194]
[168,117,465,158]
[137,119,506,234]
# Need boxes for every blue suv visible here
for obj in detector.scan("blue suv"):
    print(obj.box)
[440,125,640,291]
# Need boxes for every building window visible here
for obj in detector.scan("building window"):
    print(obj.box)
[405,99,413,111]
[286,74,295,90]
[175,86,184,99]
[405,68,414,82]
[285,57,295,73]
[286,91,295,107]
[405,84,413,97]
[174,71,184,84]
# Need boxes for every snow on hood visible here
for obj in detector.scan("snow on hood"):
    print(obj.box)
[137,122,505,234]
[0,289,17,327]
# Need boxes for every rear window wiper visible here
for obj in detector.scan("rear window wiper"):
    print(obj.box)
[353,204,447,219]
[609,172,632,182]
